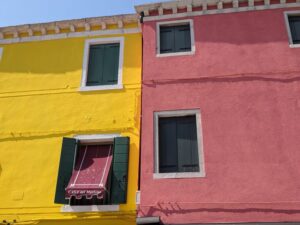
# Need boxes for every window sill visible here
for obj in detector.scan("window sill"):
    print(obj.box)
[156,50,195,58]
[153,172,205,179]
[61,204,120,212]
[79,84,123,92]
[289,43,300,48]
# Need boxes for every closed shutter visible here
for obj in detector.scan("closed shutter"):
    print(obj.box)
[160,24,191,54]
[176,116,199,172]
[289,16,300,44]
[174,25,192,52]
[160,26,175,53]
[110,137,129,204]
[86,43,120,86]
[102,43,120,85]
[86,45,104,86]
[159,117,178,173]
[158,116,199,173]
[54,137,78,204]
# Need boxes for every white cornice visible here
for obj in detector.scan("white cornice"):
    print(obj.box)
[0,14,139,43]
[135,0,300,21]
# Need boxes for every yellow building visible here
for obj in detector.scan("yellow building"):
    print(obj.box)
[0,14,141,225]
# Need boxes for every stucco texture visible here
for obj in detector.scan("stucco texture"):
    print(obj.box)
[139,7,300,224]
[0,27,142,225]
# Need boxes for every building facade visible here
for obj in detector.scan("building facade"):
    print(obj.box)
[0,15,142,225]
[136,0,300,224]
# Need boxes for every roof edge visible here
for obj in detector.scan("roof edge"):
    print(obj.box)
[0,13,139,41]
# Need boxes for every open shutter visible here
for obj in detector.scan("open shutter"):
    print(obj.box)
[110,137,129,204]
[86,45,104,86]
[160,26,175,53]
[174,25,191,52]
[54,137,77,204]
[102,43,120,85]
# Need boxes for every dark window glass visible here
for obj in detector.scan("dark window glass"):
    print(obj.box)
[160,24,191,54]
[158,115,199,173]
[288,16,300,44]
[86,43,120,86]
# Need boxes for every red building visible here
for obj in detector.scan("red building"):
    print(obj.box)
[135,0,300,224]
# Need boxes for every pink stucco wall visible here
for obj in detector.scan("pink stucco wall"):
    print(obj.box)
[139,7,300,224]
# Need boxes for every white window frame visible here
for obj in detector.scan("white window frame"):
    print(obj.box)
[153,109,205,179]
[0,47,3,61]
[156,19,195,57]
[61,133,121,213]
[80,37,124,92]
[284,11,300,48]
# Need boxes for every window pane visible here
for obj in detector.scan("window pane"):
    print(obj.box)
[160,26,175,53]
[174,25,192,52]
[102,43,120,85]
[159,117,178,173]
[176,116,199,172]
[289,16,300,44]
[86,45,104,86]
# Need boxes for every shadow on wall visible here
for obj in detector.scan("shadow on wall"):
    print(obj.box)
[0,35,141,74]
[0,39,84,74]
[142,74,300,87]
[195,10,291,45]
[147,8,295,45]
[139,202,300,217]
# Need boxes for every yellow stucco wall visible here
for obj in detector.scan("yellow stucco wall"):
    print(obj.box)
[0,24,141,225]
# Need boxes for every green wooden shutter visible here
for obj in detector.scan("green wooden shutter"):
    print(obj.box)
[102,44,120,85]
[86,45,105,86]
[174,25,191,52]
[176,116,199,173]
[110,137,129,204]
[160,26,175,53]
[159,117,178,173]
[54,137,77,204]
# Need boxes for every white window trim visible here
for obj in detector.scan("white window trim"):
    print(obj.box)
[80,37,124,92]
[61,204,119,213]
[0,47,3,61]
[156,19,195,57]
[61,133,120,213]
[153,109,205,179]
[284,11,300,48]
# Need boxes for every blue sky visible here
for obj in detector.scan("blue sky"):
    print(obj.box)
[0,0,169,27]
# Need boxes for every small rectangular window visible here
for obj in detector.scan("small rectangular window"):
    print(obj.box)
[160,25,191,54]
[154,109,205,179]
[86,43,120,86]
[288,15,300,44]
[156,19,195,57]
[80,37,124,91]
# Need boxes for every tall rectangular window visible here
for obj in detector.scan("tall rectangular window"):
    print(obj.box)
[159,116,199,173]
[154,109,205,179]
